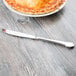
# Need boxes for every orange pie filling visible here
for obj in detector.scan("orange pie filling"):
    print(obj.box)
[5,0,65,14]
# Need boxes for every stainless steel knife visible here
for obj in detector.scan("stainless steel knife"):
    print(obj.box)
[2,28,75,48]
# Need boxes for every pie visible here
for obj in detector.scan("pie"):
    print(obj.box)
[5,0,65,14]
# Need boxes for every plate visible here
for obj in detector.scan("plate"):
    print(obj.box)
[3,0,67,17]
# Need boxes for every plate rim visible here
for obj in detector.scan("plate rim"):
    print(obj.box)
[3,0,67,17]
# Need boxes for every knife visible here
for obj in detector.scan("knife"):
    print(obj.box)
[2,28,75,48]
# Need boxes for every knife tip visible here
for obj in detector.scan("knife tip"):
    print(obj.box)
[2,29,6,32]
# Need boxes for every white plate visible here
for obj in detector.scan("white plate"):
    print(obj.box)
[3,0,67,17]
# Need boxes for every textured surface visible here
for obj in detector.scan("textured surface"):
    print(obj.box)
[0,0,76,76]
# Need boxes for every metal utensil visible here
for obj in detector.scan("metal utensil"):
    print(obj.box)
[2,29,75,48]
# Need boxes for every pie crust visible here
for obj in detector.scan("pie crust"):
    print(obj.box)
[5,0,65,14]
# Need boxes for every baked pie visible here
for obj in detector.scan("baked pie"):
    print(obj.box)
[5,0,65,14]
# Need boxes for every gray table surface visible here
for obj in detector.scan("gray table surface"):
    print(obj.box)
[0,0,76,76]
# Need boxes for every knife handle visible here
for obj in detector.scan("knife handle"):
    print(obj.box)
[35,37,74,48]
